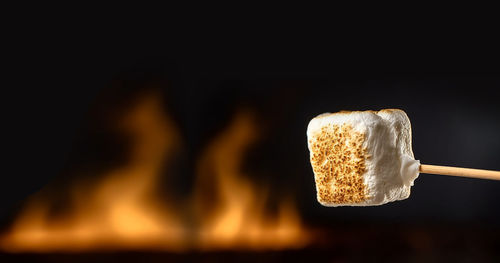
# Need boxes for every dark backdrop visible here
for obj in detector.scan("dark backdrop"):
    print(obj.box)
[3,35,500,229]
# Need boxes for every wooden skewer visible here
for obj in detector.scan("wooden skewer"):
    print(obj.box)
[420,164,500,181]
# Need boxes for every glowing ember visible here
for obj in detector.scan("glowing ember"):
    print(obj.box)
[0,92,310,252]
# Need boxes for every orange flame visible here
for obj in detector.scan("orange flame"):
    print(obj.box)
[194,111,309,250]
[0,92,310,252]
[0,92,186,252]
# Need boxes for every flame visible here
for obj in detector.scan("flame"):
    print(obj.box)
[194,111,309,250]
[0,92,310,252]
[0,92,186,252]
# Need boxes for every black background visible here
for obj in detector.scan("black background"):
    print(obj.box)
[2,25,500,261]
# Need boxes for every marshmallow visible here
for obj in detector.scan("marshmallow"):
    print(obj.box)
[307,109,420,206]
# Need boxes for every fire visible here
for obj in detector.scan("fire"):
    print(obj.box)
[0,92,310,252]
[194,111,309,250]
[0,92,187,252]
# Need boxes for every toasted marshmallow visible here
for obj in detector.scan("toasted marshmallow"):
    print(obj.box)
[307,109,420,206]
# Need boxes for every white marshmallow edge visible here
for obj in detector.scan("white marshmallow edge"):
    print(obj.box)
[307,109,420,206]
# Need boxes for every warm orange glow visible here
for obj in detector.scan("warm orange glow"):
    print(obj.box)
[0,92,186,252]
[0,93,310,252]
[194,111,309,250]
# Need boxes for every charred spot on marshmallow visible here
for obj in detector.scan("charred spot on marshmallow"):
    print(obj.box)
[309,123,368,204]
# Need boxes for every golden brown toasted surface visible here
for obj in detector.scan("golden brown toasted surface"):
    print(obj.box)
[309,124,368,204]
